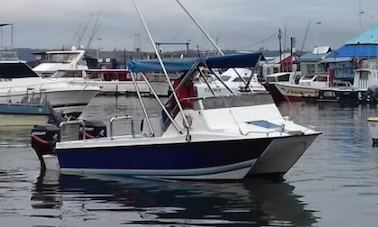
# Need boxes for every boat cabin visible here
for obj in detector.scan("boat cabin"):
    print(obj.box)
[353,68,378,90]
[298,74,329,88]
[265,72,301,84]
[33,50,88,77]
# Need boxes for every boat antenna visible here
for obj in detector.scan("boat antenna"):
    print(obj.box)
[131,0,189,131]
[176,0,246,92]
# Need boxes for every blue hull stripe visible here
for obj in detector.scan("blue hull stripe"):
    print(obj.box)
[56,138,272,170]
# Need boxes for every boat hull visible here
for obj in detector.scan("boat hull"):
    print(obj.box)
[0,78,100,116]
[275,83,363,103]
[55,138,272,180]
[318,89,362,102]
[50,133,319,180]
[249,134,319,176]
[274,83,319,102]
[0,89,98,108]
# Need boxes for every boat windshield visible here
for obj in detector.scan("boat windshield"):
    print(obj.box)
[51,70,83,78]
[333,81,352,87]
[301,75,316,80]
[277,73,290,81]
[232,77,248,82]
[47,53,80,63]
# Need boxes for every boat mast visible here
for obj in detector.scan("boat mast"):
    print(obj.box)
[131,0,188,131]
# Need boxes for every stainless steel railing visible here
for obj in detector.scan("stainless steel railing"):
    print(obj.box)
[109,115,135,140]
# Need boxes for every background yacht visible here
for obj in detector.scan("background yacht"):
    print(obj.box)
[0,52,100,117]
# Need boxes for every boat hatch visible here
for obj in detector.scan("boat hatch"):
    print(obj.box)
[247,120,281,129]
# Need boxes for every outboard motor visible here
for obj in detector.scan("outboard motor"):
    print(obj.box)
[78,120,107,139]
[31,124,60,169]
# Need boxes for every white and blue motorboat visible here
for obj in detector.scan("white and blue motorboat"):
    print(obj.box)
[31,53,320,180]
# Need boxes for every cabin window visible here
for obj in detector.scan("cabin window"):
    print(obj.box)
[266,77,276,82]
[277,74,290,81]
[316,76,328,82]
[302,75,315,80]
[232,77,246,82]
[220,75,231,81]
[48,53,79,63]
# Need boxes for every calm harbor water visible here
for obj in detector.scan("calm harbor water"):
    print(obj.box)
[1,96,378,226]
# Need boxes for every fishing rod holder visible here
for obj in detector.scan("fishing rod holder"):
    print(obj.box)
[110,115,135,140]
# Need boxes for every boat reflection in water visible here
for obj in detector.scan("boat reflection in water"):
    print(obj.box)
[31,170,317,226]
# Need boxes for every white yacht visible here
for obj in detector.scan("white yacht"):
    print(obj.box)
[49,69,151,95]
[33,49,154,95]
[33,49,88,77]
[0,53,100,117]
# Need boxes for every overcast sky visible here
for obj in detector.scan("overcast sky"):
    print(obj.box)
[1,0,378,52]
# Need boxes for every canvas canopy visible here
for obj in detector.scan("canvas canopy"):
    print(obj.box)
[127,53,264,74]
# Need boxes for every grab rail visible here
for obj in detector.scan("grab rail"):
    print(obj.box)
[110,115,135,140]
[59,120,85,141]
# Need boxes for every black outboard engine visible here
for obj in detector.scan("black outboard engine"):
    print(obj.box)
[78,120,107,139]
[31,124,60,169]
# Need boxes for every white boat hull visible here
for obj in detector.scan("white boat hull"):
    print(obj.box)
[0,78,100,115]
[274,83,319,101]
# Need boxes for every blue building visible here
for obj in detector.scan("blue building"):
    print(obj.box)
[326,24,378,81]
